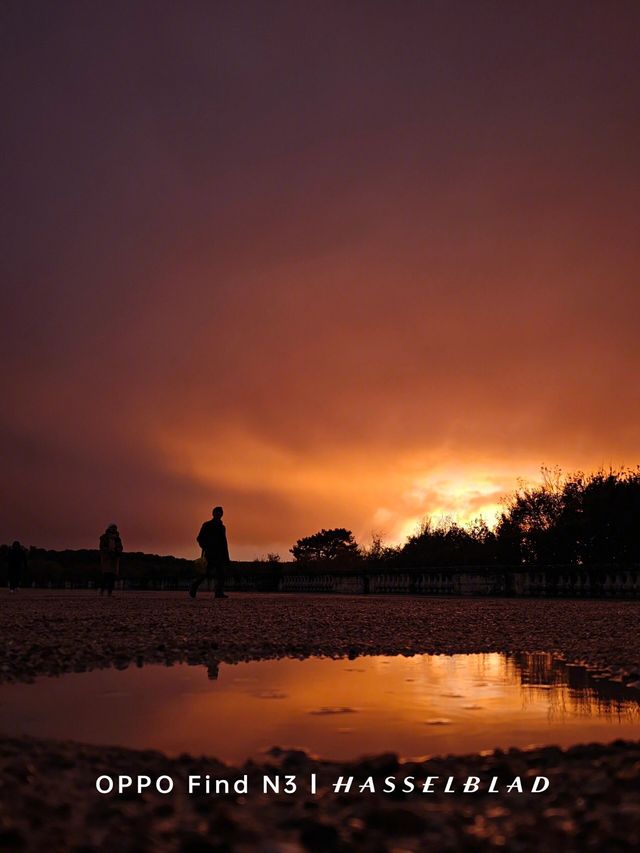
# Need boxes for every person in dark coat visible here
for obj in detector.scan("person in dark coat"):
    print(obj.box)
[190,506,230,599]
[7,541,27,592]
[99,523,123,595]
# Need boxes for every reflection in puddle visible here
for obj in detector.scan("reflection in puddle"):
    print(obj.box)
[254,690,288,700]
[0,653,638,761]
[309,706,357,716]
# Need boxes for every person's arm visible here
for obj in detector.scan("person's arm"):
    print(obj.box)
[222,526,230,563]
[196,523,207,549]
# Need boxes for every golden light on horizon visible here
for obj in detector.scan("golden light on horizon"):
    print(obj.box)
[154,426,547,557]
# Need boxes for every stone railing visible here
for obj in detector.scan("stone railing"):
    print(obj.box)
[42,564,640,598]
[226,564,640,598]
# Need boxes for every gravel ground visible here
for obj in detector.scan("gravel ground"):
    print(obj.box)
[1,591,639,682]
[0,591,639,851]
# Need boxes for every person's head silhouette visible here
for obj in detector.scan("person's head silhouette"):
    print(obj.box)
[212,506,224,520]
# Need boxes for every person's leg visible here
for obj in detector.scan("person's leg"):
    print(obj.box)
[190,563,214,596]
[214,563,227,598]
[113,559,120,592]
[189,572,208,598]
[99,555,107,594]
[106,573,115,595]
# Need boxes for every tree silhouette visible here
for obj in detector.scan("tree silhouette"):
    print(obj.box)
[496,466,640,566]
[290,528,360,566]
[400,516,497,567]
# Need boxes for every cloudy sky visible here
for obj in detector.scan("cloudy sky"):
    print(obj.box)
[2,1,639,558]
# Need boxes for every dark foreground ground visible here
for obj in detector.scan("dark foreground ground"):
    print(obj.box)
[0,591,639,851]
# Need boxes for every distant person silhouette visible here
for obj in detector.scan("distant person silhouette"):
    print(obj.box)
[190,506,230,599]
[99,523,123,596]
[7,541,27,592]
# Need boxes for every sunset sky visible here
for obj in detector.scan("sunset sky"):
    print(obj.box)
[2,1,639,559]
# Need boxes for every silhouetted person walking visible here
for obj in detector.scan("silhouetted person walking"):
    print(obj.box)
[190,506,230,599]
[99,523,123,595]
[7,541,27,591]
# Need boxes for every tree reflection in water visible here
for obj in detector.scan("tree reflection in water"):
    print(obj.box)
[506,652,640,723]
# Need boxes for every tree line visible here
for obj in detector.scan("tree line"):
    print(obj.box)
[3,467,638,585]
[290,468,640,570]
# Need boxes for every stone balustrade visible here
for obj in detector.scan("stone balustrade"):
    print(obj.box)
[226,565,640,598]
[45,565,640,598]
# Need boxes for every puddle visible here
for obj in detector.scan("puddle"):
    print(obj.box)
[0,653,638,761]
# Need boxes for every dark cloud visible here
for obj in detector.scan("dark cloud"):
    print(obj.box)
[1,1,639,557]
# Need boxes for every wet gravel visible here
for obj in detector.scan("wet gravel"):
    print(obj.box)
[0,591,639,850]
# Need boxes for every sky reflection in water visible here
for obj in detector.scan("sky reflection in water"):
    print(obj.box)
[0,653,638,761]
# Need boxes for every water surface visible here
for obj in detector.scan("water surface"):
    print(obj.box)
[0,653,637,761]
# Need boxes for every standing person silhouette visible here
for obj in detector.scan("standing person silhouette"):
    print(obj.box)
[99,523,123,596]
[190,506,230,599]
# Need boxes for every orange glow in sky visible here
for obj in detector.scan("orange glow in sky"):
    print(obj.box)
[1,3,639,558]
